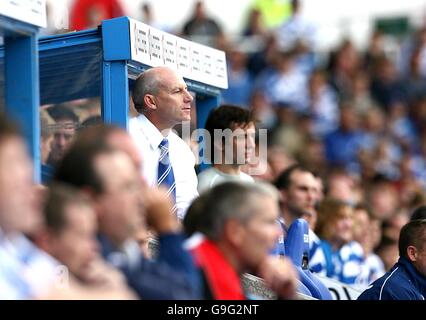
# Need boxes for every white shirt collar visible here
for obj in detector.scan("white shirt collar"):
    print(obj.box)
[136,114,167,150]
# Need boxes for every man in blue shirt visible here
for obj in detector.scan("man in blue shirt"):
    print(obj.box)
[358,219,426,300]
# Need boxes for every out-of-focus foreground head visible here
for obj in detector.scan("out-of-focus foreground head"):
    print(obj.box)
[0,113,41,234]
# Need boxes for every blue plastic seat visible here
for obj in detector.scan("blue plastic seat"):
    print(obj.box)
[296,278,312,297]
[285,219,332,300]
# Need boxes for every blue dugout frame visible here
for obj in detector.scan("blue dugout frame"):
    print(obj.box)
[0,14,41,181]
[1,16,222,182]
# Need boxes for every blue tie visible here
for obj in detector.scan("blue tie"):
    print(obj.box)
[157,138,176,206]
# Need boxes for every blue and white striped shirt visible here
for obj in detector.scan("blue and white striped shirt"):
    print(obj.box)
[309,240,369,289]
[0,229,58,299]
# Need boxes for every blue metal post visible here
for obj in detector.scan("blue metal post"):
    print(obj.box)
[4,34,40,182]
[102,60,129,129]
[101,17,131,130]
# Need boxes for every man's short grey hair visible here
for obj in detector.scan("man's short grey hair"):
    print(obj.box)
[198,181,279,241]
[132,68,164,114]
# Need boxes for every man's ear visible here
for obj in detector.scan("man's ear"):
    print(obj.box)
[223,219,246,247]
[143,94,157,111]
[407,245,417,262]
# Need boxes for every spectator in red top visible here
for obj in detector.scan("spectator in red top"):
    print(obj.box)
[70,0,125,31]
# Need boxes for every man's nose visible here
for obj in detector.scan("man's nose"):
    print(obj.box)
[58,136,67,147]
[184,90,193,102]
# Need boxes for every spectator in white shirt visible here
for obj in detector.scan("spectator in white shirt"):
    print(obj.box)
[197,104,255,193]
[129,67,198,220]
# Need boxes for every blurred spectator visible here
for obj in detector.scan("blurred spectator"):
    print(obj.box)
[249,91,276,129]
[325,168,359,205]
[358,220,426,300]
[388,102,417,151]
[311,198,368,288]
[376,236,399,272]
[350,71,378,115]
[35,183,129,292]
[76,125,149,254]
[40,109,55,165]
[275,0,316,53]
[328,40,360,99]
[54,140,201,299]
[363,30,386,71]
[296,137,326,178]
[404,46,426,103]
[46,104,79,167]
[242,8,267,37]
[352,204,385,283]
[382,211,410,242]
[247,33,279,77]
[0,114,54,299]
[261,51,309,111]
[272,164,318,257]
[367,175,399,221]
[139,2,170,32]
[399,27,426,78]
[181,1,224,47]
[70,0,124,31]
[395,152,425,209]
[370,56,406,110]
[140,2,153,25]
[324,104,364,173]
[304,174,323,231]
[222,49,254,106]
[307,69,339,137]
[0,114,133,299]
[271,105,306,158]
[410,98,426,136]
[198,105,255,193]
[185,182,298,299]
[370,216,383,252]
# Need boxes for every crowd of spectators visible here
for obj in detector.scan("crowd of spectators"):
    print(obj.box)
[2,0,426,300]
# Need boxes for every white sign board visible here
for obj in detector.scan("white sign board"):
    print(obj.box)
[316,275,363,300]
[0,0,46,28]
[129,18,228,89]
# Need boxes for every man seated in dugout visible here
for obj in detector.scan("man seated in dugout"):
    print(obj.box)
[197,104,256,193]
[45,104,79,167]
[358,219,426,300]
